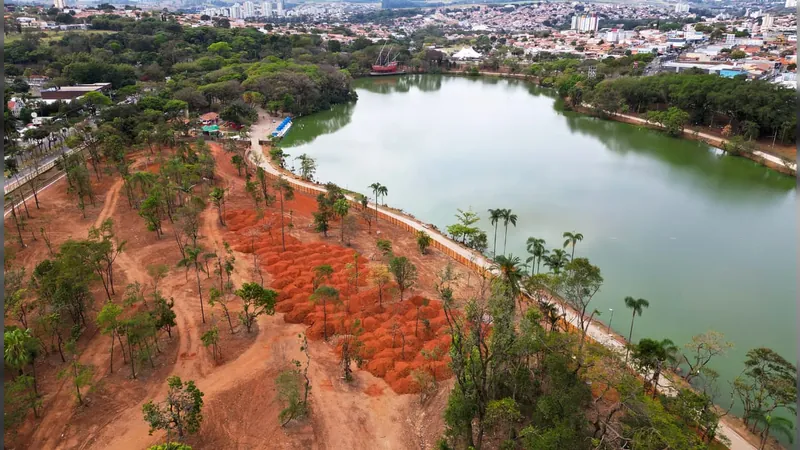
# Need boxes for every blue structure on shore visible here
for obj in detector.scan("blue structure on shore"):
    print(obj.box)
[272,117,293,138]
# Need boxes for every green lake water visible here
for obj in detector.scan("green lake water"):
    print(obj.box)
[281,75,797,432]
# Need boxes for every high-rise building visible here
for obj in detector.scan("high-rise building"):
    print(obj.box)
[262,1,272,17]
[230,3,242,19]
[675,3,690,13]
[570,13,598,33]
[54,0,66,9]
[725,33,736,45]
[786,0,797,8]
[761,14,774,29]
[276,0,284,16]
[243,1,255,18]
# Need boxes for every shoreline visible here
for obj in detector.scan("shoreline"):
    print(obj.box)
[400,70,797,177]
[245,109,761,450]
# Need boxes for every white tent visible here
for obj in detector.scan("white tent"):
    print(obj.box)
[452,47,483,60]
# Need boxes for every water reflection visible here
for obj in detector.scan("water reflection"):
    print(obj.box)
[281,102,355,147]
[560,112,795,202]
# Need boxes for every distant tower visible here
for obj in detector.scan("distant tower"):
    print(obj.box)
[54,0,66,9]
[276,0,284,16]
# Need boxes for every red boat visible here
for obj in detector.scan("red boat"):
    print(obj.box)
[370,44,405,76]
[371,61,399,73]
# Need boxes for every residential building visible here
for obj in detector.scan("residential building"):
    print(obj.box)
[54,0,66,9]
[675,3,690,13]
[762,14,774,30]
[230,3,243,19]
[244,1,255,18]
[262,1,272,17]
[276,0,284,16]
[570,13,598,33]
[786,0,797,8]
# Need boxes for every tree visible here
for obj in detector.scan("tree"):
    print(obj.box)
[88,218,126,298]
[492,254,524,300]
[295,153,317,181]
[274,177,294,251]
[747,410,795,449]
[730,49,746,60]
[178,246,207,324]
[681,331,733,383]
[631,338,679,397]
[552,257,603,356]
[646,107,690,137]
[96,302,124,373]
[525,237,547,275]
[371,265,392,308]
[500,209,518,255]
[376,238,392,256]
[4,375,42,434]
[488,208,504,256]
[337,319,364,381]
[140,191,164,238]
[209,187,227,226]
[208,287,235,333]
[57,340,94,406]
[310,285,340,340]
[562,231,583,260]
[142,376,205,441]
[276,368,307,426]
[234,282,277,333]
[624,296,650,361]
[312,264,334,292]
[734,347,797,431]
[543,248,569,274]
[153,294,177,338]
[333,198,350,243]
[416,230,432,254]
[389,255,417,301]
[200,326,220,362]
[4,328,39,394]
[368,182,387,222]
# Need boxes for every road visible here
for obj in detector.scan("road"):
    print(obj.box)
[247,111,756,450]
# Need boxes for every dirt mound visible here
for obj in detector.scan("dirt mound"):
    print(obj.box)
[224,208,453,394]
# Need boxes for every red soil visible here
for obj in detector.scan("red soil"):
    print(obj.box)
[224,208,453,394]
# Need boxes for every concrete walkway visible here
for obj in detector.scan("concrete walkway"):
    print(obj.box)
[247,112,755,450]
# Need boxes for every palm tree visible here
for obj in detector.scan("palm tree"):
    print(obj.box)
[178,246,207,324]
[333,198,350,243]
[377,185,388,207]
[748,410,795,449]
[624,296,650,361]
[631,337,678,398]
[562,231,584,260]
[501,209,518,256]
[488,208,504,257]
[4,328,39,395]
[368,182,383,222]
[493,254,524,299]
[544,248,569,274]
[525,237,547,274]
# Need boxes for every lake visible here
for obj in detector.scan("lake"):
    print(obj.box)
[280,74,796,429]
